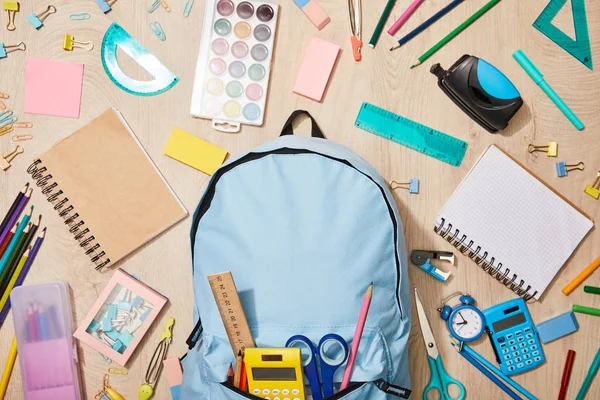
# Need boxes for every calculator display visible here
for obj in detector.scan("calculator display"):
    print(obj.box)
[252,367,297,381]
[492,312,526,333]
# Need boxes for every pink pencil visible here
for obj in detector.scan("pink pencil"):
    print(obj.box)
[388,0,425,36]
[340,283,373,390]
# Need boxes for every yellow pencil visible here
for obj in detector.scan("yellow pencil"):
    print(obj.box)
[563,256,600,296]
[0,337,18,400]
[0,247,28,311]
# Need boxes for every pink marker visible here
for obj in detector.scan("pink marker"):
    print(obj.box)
[388,0,424,36]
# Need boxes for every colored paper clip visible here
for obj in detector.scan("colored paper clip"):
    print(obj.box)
[0,99,5,110]
[0,91,8,99]
[149,22,166,41]
[183,0,194,17]
[584,171,600,199]
[100,374,125,400]
[0,41,26,59]
[0,110,16,126]
[389,178,419,194]
[3,1,19,31]
[108,367,129,375]
[528,141,558,157]
[70,12,91,20]
[63,34,94,51]
[27,5,56,29]
[12,133,32,141]
[0,125,14,137]
[0,145,24,171]
[149,0,170,13]
[12,121,32,128]
[347,0,362,61]
[96,0,117,14]
[556,161,584,177]
[139,317,175,399]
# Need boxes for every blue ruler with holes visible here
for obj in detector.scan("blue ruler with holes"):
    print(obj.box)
[355,102,468,167]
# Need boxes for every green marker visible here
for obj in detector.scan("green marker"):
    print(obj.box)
[584,285,600,295]
[411,0,502,68]
[369,0,395,48]
[576,348,600,400]
[572,304,600,317]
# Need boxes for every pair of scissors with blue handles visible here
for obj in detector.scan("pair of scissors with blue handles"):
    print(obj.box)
[286,334,349,400]
[415,288,466,400]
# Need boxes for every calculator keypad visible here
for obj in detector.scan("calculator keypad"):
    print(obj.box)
[496,331,544,375]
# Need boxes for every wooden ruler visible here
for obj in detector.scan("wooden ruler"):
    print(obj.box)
[208,272,255,358]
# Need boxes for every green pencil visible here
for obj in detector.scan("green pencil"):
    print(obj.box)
[369,0,396,48]
[411,0,502,68]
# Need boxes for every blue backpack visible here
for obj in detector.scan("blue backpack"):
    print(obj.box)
[181,111,412,399]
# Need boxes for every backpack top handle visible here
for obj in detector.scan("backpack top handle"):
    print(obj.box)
[280,110,326,139]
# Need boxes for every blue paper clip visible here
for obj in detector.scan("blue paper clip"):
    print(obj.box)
[389,178,419,194]
[27,5,56,29]
[69,12,91,21]
[0,111,17,128]
[0,42,26,59]
[556,161,584,177]
[183,0,195,17]
[149,22,166,41]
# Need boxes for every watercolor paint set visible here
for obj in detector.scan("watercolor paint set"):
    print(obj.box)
[191,0,279,132]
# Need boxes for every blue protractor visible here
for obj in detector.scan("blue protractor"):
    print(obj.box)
[101,23,179,96]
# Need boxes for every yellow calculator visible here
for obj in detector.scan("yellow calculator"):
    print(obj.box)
[244,348,306,400]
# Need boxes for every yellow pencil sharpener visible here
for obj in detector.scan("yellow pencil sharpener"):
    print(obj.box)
[244,348,306,400]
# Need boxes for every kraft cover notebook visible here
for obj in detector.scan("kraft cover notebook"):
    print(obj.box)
[434,145,593,301]
[27,109,188,270]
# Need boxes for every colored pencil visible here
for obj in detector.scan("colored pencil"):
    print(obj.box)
[233,350,243,388]
[227,363,234,385]
[576,348,600,400]
[0,207,32,277]
[0,337,17,400]
[0,188,31,247]
[453,344,520,400]
[563,256,600,295]
[0,183,27,238]
[388,0,424,36]
[390,0,465,50]
[0,223,17,261]
[0,247,28,317]
[340,282,373,390]
[411,0,502,68]
[240,360,247,391]
[0,228,45,327]
[369,0,396,48]
[558,350,576,400]
[0,216,39,299]
[584,285,600,295]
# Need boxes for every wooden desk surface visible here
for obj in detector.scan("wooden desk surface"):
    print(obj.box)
[1,0,599,398]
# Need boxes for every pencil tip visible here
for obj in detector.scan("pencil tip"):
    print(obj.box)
[410,65,415,69]
[41,227,47,238]
[390,45,399,51]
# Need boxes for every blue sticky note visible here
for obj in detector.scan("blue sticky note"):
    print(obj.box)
[119,331,134,346]
[536,311,579,344]
[101,318,113,332]
[117,301,132,311]
[27,13,43,29]
[132,296,143,308]
[409,178,419,194]
[107,304,117,319]
[556,162,567,177]
[169,385,181,400]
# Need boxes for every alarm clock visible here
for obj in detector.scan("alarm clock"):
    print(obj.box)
[438,292,486,342]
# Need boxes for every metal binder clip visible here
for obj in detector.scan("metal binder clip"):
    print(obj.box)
[149,0,170,13]
[63,34,94,51]
[13,133,32,141]
[584,171,600,199]
[390,179,419,194]
[556,161,585,177]
[96,0,117,14]
[27,5,56,29]
[139,317,175,399]
[183,0,194,17]
[0,145,24,171]
[69,12,91,20]
[0,41,26,59]
[149,22,166,41]
[411,250,455,282]
[347,0,362,61]
[528,142,558,157]
[3,1,19,31]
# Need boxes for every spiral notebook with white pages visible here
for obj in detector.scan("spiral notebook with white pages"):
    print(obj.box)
[434,145,593,301]
[27,109,188,270]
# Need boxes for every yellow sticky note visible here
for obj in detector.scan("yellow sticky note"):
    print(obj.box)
[164,128,227,175]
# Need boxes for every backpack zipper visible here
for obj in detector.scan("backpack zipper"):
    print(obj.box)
[187,148,404,349]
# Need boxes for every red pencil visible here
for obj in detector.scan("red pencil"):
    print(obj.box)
[0,222,18,260]
[558,349,576,400]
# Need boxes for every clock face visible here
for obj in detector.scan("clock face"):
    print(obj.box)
[450,307,484,341]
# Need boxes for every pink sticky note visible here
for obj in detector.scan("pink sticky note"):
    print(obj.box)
[24,58,84,118]
[293,37,340,102]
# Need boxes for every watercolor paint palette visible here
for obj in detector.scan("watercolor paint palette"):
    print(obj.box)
[191,0,279,132]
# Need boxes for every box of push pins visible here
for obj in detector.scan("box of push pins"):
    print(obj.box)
[73,269,167,365]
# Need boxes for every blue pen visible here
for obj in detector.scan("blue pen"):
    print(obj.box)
[390,0,465,50]
[0,206,32,276]
[452,343,521,400]
[513,50,584,130]
[576,347,600,400]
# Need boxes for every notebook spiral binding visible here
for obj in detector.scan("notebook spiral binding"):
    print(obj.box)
[27,159,111,270]
[434,218,537,301]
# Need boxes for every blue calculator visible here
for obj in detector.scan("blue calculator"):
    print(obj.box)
[482,298,545,376]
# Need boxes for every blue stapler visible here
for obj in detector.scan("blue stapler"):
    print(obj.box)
[431,55,523,133]
[410,250,455,282]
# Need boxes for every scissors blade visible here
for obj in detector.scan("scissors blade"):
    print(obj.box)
[414,288,439,360]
